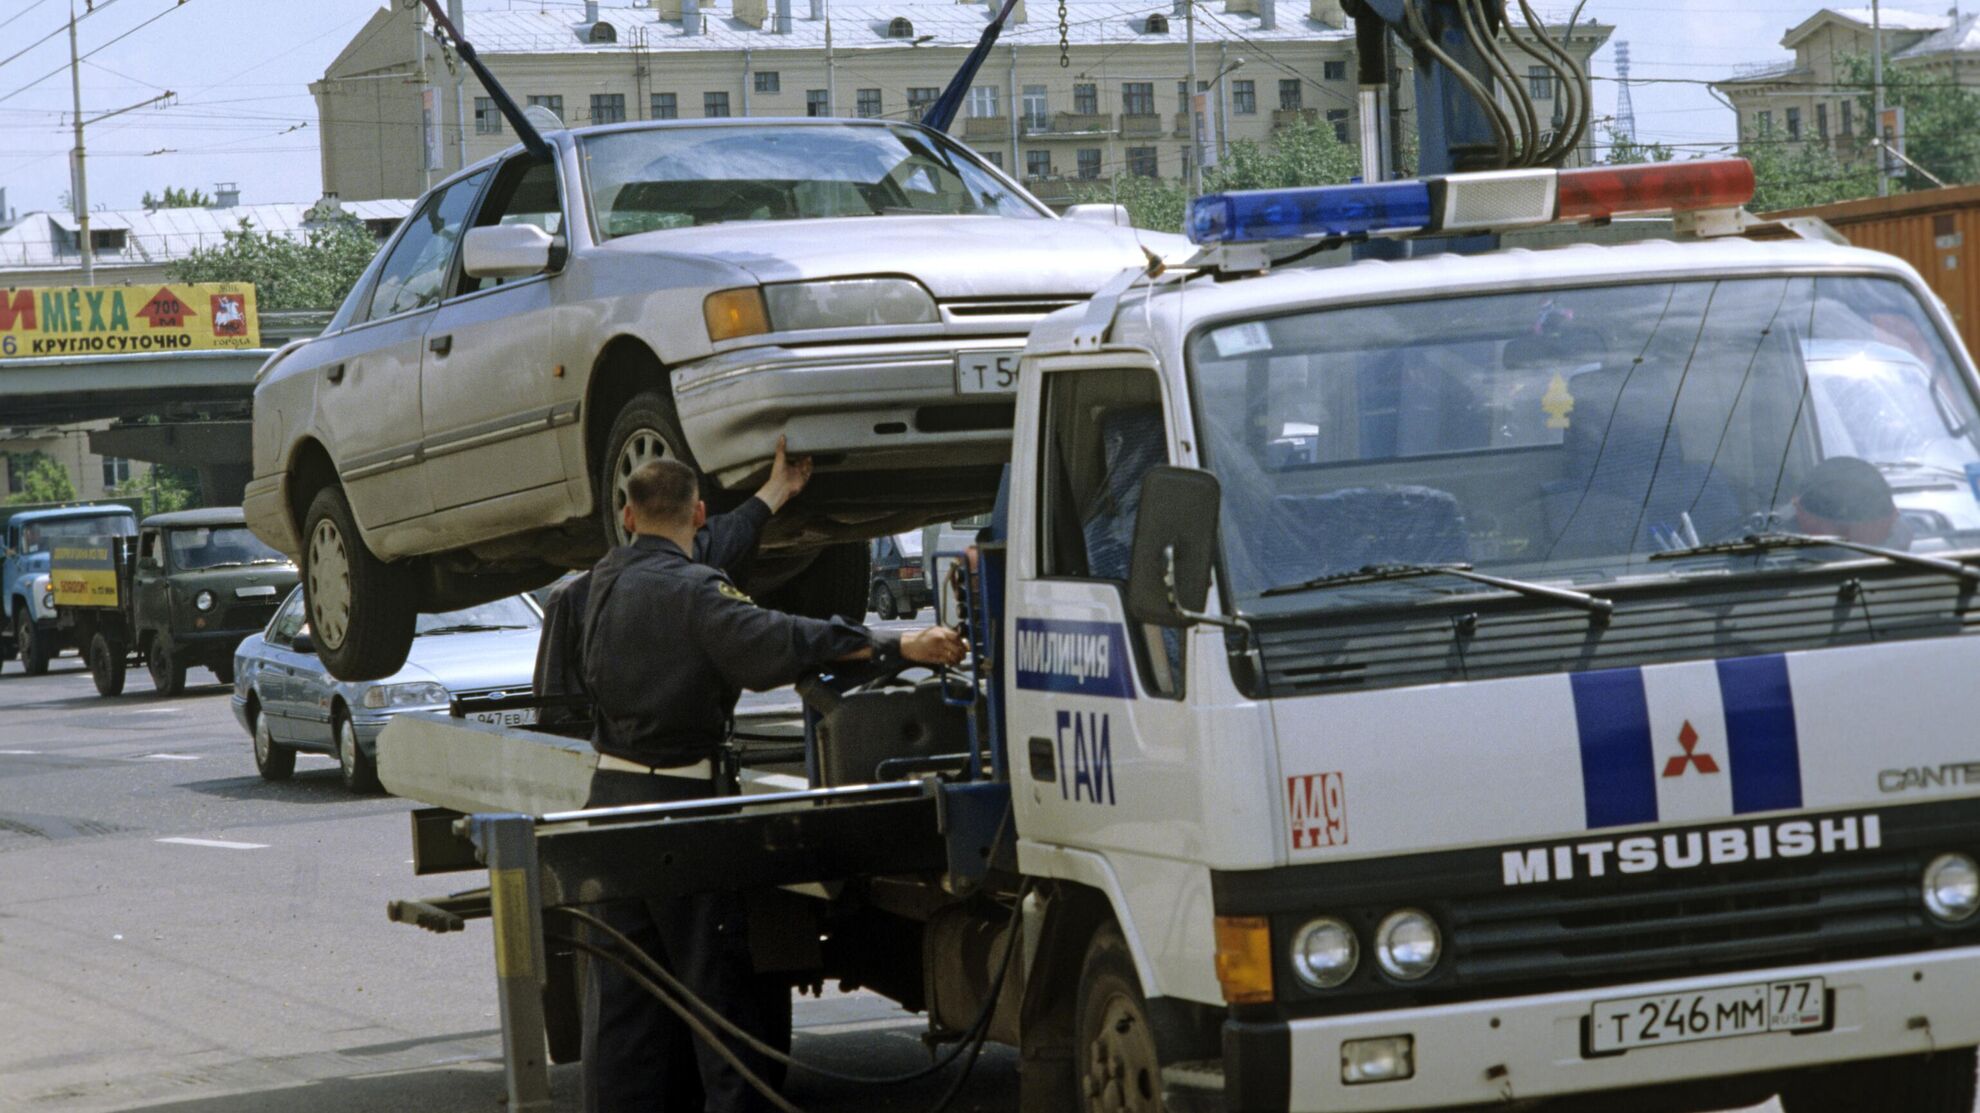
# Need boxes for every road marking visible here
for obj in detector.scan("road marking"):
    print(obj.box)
[126,708,180,715]
[156,837,267,850]
[0,750,41,755]
[140,753,200,761]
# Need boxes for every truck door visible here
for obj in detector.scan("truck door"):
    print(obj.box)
[133,529,167,640]
[420,154,573,528]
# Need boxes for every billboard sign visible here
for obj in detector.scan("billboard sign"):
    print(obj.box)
[0,283,259,359]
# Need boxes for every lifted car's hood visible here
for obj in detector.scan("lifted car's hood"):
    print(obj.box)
[623,215,1189,299]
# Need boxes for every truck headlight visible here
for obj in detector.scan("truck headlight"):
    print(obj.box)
[764,278,937,331]
[194,590,215,612]
[361,681,451,709]
[42,589,55,613]
[1923,853,1980,923]
[1290,916,1358,989]
[1374,909,1441,980]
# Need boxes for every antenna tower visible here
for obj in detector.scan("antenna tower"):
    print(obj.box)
[1613,40,1637,144]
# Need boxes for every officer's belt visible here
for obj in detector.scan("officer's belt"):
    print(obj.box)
[595,753,715,780]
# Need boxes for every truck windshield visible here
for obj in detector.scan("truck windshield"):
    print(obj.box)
[581,123,1041,237]
[18,513,135,554]
[168,526,290,570]
[1188,274,1980,612]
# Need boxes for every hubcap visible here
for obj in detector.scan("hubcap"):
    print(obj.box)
[307,518,352,650]
[1083,995,1160,1113]
[611,427,669,544]
[255,718,271,764]
[339,720,357,777]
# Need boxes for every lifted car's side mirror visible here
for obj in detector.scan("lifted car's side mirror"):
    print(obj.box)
[1125,466,1221,628]
[462,223,556,280]
[1064,203,1131,228]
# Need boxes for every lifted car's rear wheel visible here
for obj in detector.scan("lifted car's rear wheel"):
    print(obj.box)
[1779,1047,1977,1113]
[147,634,186,696]
[600,392,691,548]
[252,710,295,782]
[1076,923,1164,1113]
[15,610,49,675]
[303,485,417,682]
[89,633,126,697]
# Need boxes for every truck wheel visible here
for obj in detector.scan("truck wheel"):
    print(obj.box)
[147,635,186,696]
[335,711,381,794]
[89,633,126,697]
[252,712,296,781]
[763,544,871,622]
[870,581,897,620]
[16,611,49,676]
[1779,1047,1977,1113]
[1075,924,1164,1113]
[303,484,418,682]
[599,392,691,547]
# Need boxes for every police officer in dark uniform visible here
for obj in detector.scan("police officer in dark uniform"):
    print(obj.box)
[580,455,965,1113]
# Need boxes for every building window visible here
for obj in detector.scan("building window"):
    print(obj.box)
[807,89,830,116]
[983,150,1003,168]
[1785,106,1801,141]
[1026,149,1052,178]
[101,456,130,489]
[1023,84,1049,131]
[652,92,678,119]
[1755,110,1773,137]
[907,86,939,120]
[1232,79,1256,115]
[1323,60,1347,82]
[705,91,730,118]
[474,96,502,134]
[1816,102,1829,139]
[755,71,781,94]
[1144,12,1168,33]
[1528,65,1552,100]
[968,85,999,118]
[1077,147,1102,179]
[527,94,564,121]
[887,16,915,38]
[91,229,125,252]
[590,93,626,124]
[1841,100,1854,136]
[857,87,882,118]
[1073,82,1098,115]
[1122,82,1155,116]
[1177,80,1191,115]
[1326,108,1349,143]
[1127,146,1157,177]
[1279,79,1302,110]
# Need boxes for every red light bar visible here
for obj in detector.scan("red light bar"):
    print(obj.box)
[1556,159,1755,222]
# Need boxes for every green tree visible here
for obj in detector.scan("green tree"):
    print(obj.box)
[113,465,194,514]
[1602,127,1675,165]
[5,453,75,505]
[1745,131,1878,213]
[1071,116,1362,233]
[1837,55,1980,189]
[141,186,212,211]
[168,217,382,311]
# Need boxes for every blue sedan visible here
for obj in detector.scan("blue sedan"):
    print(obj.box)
[232,586,542,792]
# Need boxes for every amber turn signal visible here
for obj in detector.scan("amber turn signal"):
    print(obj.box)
[1214,915,1275,1005]
[704,287,770,342]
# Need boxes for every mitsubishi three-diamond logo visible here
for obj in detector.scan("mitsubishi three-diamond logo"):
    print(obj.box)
[1662,720,1720,778]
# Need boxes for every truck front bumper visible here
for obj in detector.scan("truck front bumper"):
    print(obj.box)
[1207,946,1980,1112]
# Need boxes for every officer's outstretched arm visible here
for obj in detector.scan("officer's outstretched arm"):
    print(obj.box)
[690,575,884,693]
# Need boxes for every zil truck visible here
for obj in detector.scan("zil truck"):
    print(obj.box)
[1,501,138,675]
[379,158,1980,1113]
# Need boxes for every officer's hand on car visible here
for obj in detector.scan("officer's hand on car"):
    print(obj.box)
[757,435,814,513]
[900,626,967,667]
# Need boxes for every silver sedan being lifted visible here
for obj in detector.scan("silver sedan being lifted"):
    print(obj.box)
[244,117,1184,680]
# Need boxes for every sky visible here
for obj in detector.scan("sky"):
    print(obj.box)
[0,0,1932,216]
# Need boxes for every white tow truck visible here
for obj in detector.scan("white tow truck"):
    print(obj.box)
[384,158,1980,1113]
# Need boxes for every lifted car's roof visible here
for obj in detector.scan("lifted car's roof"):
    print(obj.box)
[142,507,246,529]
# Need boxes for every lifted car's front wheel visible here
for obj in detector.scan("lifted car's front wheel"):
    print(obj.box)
[1778,1047,1977,1113]
[302,485,417,682]
[599,392,691,548]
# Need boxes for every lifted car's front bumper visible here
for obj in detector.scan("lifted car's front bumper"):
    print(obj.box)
[672,337,1026,487]
[1197,947,1980,1112]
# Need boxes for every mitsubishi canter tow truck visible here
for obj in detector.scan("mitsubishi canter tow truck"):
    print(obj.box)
[385,157,1980,1113]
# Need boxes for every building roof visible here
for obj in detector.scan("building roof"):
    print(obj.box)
[1822,6,1949,31]
[1894,12,1980,59]
[1716,60,1805,85]
[0,198,411,276]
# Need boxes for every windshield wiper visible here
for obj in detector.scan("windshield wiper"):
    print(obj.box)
[420,623,521,636]
[1648,531,1980,585]
[1866,459,1969,481]
[1262,562,1614,621]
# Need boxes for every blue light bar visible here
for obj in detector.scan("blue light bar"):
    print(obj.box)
[1186,180,1435,245]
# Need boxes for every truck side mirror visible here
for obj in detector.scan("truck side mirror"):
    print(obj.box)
[462,223,555,279]
[1125,466,1221,628]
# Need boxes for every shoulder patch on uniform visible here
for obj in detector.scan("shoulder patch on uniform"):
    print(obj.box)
[716,580,754,604]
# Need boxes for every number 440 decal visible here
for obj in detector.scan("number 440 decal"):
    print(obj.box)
[1054,710,1116,806]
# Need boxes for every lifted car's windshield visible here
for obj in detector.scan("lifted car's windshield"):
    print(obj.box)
[1189,275,1980,612]
[414,595,540,636]
[17,513,135,554]
[168,526,290,570]
[581,123,1042,237]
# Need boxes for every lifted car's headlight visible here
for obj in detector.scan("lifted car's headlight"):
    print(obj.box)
[764,278,938,331]
[361,681,451,709]
[704,287,770,342]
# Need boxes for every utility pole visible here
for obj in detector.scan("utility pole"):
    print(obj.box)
[450,0,468,171]
[1874,0,1888,197]
[824,0,836,115]
[68,0,91,285]
[1186,0,1201,197]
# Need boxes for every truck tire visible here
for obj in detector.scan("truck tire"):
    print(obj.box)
[599,391,691,548]
[89,633,126,697]
[303,484,418,682]
[252,712,296,782]
[15,610,49,676]
[335,710,381,794]
[1779,1047,1977,1113]
[147,634,187,696]
[763,544,871,622]
[1075,923,1164,1113]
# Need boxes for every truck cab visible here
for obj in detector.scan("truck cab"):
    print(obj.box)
[3,503,137,674]
[1004,162,1980,1110]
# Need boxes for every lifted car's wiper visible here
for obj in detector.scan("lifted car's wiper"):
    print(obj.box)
[1262,562,1614,621]
[1648,531,1980,584]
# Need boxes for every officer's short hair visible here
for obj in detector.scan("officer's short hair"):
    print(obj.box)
[625,459,698,525]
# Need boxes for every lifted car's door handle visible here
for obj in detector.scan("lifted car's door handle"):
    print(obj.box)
[428,334,452,356]
[1028,737,1056,782]
[326,362,345,384]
